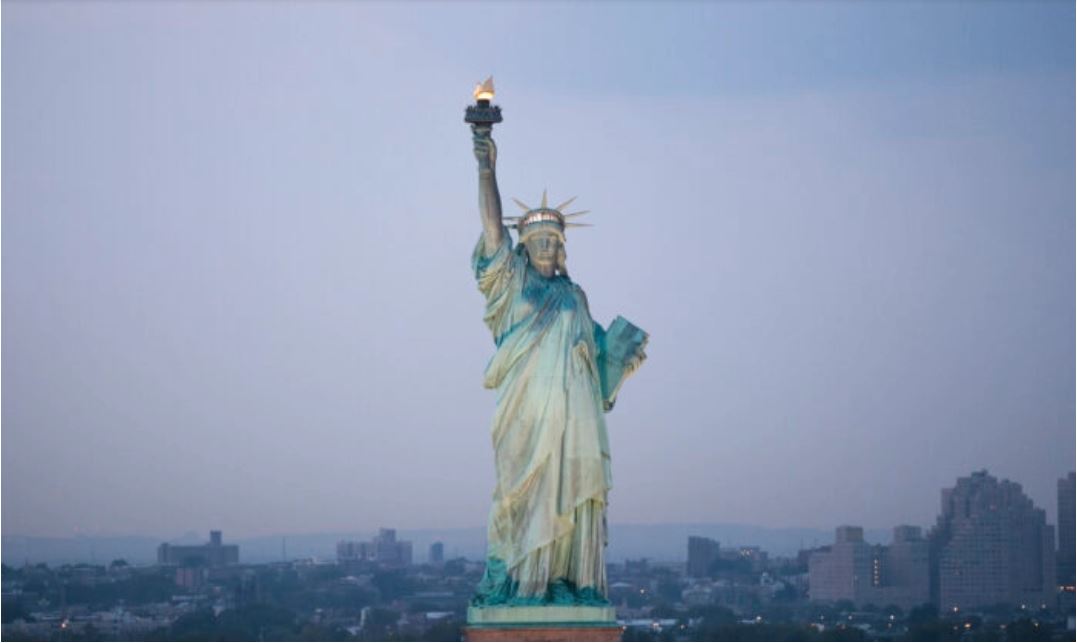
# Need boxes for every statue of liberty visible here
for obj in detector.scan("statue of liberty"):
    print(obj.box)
[467,87,648,610]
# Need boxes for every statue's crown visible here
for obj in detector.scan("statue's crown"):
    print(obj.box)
[504,190,591,240]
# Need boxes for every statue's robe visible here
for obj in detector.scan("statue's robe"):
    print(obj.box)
[472,229,610,602]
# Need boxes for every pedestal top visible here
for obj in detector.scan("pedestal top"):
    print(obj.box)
[464,624,623,642]
[467,604,617,627]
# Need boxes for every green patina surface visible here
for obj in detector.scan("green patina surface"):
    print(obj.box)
[471,557,611,607]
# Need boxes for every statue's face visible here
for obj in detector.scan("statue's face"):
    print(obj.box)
[523,229,563,277]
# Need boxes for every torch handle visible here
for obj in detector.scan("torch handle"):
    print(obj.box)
[472,126,496,173]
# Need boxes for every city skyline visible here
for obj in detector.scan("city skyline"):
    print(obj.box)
[3,2,1074,539]
[4,470,1071,640]
[3,467,1070,570]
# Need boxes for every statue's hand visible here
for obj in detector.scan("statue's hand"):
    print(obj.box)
[472,126,497,172]
[625,346,647,376]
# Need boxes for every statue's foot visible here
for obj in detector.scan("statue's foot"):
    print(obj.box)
[545,579,610,606]
[547,580,575,604]
[575,586,611,606]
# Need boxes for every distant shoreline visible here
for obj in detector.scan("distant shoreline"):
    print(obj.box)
[3,523,895,566]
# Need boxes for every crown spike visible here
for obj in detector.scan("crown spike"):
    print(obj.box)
[540,189,548,208]
[511,198,531,212]
[563,210,590,218]
[554,196,577,211]
[565,223,593,228]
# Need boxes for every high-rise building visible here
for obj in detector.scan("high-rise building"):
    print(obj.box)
[809,526,869,604]
[930,470,1055,610]
[1059,472,1075,588]
[337,527,413,566]
[429,541,445,565]
[883,526,931,607]
[157,530,239,567]
[808,525,928,609]
[686,536,720,577]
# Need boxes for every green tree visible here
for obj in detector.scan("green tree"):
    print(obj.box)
[1004,617,1051,642]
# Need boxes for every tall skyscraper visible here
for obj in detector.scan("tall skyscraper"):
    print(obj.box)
[808,525,928,609]
[1059,472,1075,588]
[686,536,720,577]
[930,470,1055,610]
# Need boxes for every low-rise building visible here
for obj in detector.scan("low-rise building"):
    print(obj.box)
[337,528,413,566]
[157,531,238,567]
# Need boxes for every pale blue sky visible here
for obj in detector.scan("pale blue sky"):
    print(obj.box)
[3,1,1073,539]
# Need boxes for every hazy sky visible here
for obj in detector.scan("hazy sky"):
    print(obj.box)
[3,1,1074,540]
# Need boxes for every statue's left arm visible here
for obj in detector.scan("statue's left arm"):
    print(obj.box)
[593,318,647,412]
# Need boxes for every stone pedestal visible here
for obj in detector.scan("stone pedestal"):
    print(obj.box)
[465,605,622,642]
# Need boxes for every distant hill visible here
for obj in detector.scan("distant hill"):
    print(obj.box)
[2,524,895,566]
[1,535,164,567]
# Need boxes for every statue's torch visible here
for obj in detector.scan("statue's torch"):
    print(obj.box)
[465,76,502,133]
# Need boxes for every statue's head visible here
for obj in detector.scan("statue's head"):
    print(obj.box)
[506,191,590,279]
[521,227,566,278]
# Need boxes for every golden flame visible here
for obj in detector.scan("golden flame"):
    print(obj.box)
[473,76,495,101]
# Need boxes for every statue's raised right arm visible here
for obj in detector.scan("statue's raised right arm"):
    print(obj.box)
[472,125,504,255]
